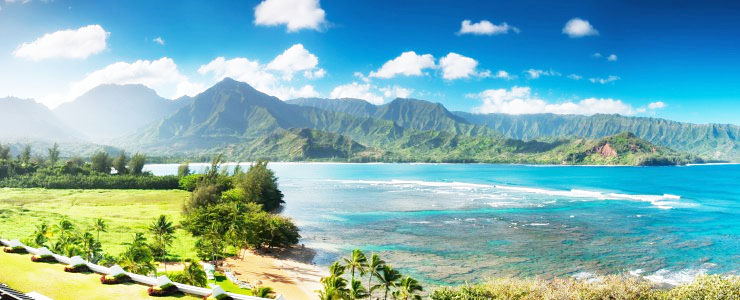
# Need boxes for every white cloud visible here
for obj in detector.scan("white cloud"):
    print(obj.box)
[330,82,384,104]
[198,44,326,100]
[379,85,413,99]
[648,101,666,109]
[526,69,561,79]
[592,52,603,58]
[562,18,599,38]
[4,0,30,4]
[458,20,519,35]
[369,51,436,79]
[266,44,320,80]
[13,24,108,60]
[494,70,514,80]
[471,86,638,115]
[439,52,488,80]
[607,54,618,61]
[567,74,583,80]
[69,57,202,100]
[589,75,620,84]
[330,82,413,105]
[153,37,165,45]
[254,0,326,32]
[353,72,370,83]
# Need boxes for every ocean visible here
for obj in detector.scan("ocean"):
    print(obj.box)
[145,163,740,286]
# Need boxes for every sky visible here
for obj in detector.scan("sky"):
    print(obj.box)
[0,0,739,125]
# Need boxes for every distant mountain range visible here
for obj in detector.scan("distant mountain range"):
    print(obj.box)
[1,77,736,164]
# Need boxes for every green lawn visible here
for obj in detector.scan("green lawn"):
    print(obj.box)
[0,250,199,300]
[211,272,254,295]
[0,188,198,259]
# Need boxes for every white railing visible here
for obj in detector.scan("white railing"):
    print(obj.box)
[1,239,277,300]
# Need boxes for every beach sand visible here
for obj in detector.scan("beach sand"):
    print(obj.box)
[223,247,327,300]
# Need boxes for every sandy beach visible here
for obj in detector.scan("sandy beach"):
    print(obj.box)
[223,247,328,300]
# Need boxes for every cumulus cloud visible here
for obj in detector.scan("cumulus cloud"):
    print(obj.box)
[330,82,413,105]
[471,86,638,115]
[13,24,108,60]
[526,69,561,79]
[607,54,618,61]
[69,57,202,100]
[369,51,436,79]
[648,101,666,109]
[494,70,514,80]
[266,44,321,80]
[589,75,620,84]
[439,52,489,80]
[254,0,326,32]
[458,20,519,35]
[198,44,324,100]
[562,18,598,38]
[153,37,165,45]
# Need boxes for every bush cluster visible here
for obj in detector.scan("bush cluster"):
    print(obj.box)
[3,246,27,253]
[147,283,177,297]
[30,255,55,262]
[63,264,89,273]
[100,273,129,284]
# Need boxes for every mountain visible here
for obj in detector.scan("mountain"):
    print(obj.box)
[288,97,495,136]
[54,84,186,142]
[454,112,740,162]
[127,78,406,153]
[0,97,80,141]
[122,78,695,165]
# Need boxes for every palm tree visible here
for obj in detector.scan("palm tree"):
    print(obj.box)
[53,217,75,239]
[365,253,385,293]
[348,279,369,299]
[182,261,207,287]
[251,286,274,298]
[318,275,348,300]
[392,276,423,300]
[80,231,102,262]
[342,249,367,283]
[94,218,107,242]
[31,222,51,247]
[373,265,401,300]
[120,232,156,275]
[148,215,175,272]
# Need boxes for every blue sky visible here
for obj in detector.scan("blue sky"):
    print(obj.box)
[0,0,738,125]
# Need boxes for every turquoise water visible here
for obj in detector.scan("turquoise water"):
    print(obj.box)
[145,163,740,286]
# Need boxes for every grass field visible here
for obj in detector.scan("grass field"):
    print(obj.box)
[0,188,199,259]
[0,250,199,300]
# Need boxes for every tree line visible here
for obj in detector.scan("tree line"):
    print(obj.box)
[0,143,179,189]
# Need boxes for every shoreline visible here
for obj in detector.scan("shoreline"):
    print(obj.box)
[222,248,327,300]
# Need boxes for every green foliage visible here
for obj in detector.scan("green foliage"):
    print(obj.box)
[178,174,203,191]
[234,160,284,211]
[20,144,31,165]
[178,162,191,177]
[0,173,180,189]
[119,232,156,275]
[149,215,176,262]
[112,151,129,174]
[129,153,147,175]
[166,261,208,287]
[90,151,111,173]
[47,143,60,166]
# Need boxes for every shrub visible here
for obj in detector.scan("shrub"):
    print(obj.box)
[147,283,177,296]
[658,275,740,300]
[100,273,129,284]
[203,294,231,300]
[64,264,89,273]
[179,174,204,191]
[31,255,55,262]
[3,246,27,253]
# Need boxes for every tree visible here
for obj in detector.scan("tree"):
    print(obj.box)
[90,151,111,174]
[112,151,128,174]
[366,253,385,292]
[30,222,51,248]
[349,279,369,300]
[120,232,156,275]
[48,143,60,166]
[182,261,207,287]
[94,218,107,243]
[80,231,102,262]
[392,276,423,300]
[129,153,147,175]
[149,215,175,272]
[343,249,367,283]
[194,224,226,264]
[177,162,191,177]
[236,160,284,211]
[251,287,274,298]
[0,144,10,160]
[373,265,401,300]
[20,144,31,165]
[319,263,349,300]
